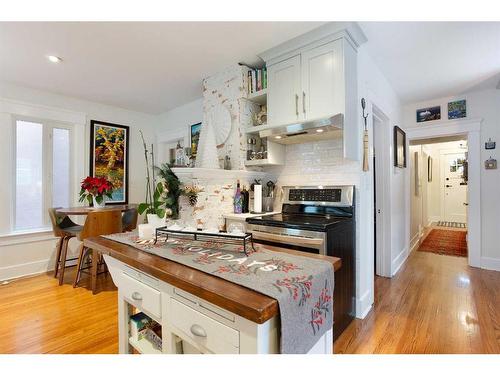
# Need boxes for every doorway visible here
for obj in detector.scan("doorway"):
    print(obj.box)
[409,137,469,258]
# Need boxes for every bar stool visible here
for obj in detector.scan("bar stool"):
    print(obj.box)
[73,210,123,292]
[48,208,83,285]
[122,207,138,232]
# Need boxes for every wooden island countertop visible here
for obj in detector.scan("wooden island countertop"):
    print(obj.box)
[84,236,341,325]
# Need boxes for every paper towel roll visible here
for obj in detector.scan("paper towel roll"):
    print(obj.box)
[253,184,262,213]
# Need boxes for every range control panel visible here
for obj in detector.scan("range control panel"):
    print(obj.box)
[288,188,342,202]
[283,185,354,207]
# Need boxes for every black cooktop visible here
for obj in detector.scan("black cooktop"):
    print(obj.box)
[246,212,351,232]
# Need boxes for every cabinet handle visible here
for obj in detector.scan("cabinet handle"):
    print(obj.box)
[303,91,306,114]
[131,292,142,301]
[295,94,299,116]
[190,324,207,337]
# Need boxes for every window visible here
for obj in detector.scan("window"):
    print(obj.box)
[14,118,73,232]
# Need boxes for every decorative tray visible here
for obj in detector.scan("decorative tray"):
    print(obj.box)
[154,227,255,256]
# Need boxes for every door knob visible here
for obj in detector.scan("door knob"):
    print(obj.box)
[463,203,469,206]
[445,184,452,188]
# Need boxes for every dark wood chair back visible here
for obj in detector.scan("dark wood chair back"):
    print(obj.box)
[122,208,138,232]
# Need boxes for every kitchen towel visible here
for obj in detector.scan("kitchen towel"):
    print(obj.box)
[104,231,334,354]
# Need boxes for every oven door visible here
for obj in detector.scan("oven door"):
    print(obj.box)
[246,224,326,255]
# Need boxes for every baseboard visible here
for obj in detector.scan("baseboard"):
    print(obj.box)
[0,259,52,281]
[409,232,421,253]
[480,257,500,271]
[391,246,409,276]
[355,290,372,319]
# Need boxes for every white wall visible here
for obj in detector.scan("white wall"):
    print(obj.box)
[0,82,157,281]
[403,89,500,270]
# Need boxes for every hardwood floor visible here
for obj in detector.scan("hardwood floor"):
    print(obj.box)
[0,268,118,354]
[335,250,500,353]
[1,250,499,354]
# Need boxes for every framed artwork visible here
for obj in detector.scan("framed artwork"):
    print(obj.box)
[414,152,420,196]
[448,99,466,119]
[190,122,202,158]
[428,156,433,182]
[416,106,441,123]
[89,120,129,204]
[394,126,406,168]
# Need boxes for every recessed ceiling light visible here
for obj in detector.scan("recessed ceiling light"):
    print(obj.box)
[47,55,62,63]
[274,136,282,139]
[316,129,324,133]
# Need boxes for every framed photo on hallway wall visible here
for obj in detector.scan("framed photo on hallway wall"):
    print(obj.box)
[89,120,129,204]
[394,126,406,168]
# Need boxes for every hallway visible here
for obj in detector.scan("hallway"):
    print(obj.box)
[335,249,500,353]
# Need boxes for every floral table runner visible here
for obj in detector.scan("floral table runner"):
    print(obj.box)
[104,231,334,354]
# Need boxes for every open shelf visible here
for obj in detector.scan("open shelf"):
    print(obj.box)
[246,88,267,105]
[129,337,162,354]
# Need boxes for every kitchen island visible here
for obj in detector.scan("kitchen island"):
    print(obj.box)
[85,236,341,354]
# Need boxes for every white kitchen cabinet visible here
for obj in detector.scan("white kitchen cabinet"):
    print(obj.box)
[301,40,344,120]
[267,54,301,125]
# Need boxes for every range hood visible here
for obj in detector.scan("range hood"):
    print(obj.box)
[259,113,344,145]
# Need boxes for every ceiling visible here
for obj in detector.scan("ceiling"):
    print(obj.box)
[1,22,499,114]
[359,22,500,103]
[0,22,325,114]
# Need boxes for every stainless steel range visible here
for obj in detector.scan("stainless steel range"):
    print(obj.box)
[246,185,355,340]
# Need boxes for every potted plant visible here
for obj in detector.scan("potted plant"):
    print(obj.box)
[79,176,114,208]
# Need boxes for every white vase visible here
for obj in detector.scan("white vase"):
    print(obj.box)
[147,214,166,229]
[93,196,106,209]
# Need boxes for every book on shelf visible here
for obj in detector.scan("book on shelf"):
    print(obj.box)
[247,67,267,95]
[130,312,152,341]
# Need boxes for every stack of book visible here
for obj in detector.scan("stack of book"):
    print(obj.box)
[247,67,267,94]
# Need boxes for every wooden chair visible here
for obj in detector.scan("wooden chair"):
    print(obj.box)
[73,210,123,292]
[122,207,138,232]
[48,208,83,285]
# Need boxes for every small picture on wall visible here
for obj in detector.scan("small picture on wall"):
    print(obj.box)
[448,99,466,119]
[394,126,407,168]
[428,156,433,182]
[416,106,441,123]
[190,122,202,158]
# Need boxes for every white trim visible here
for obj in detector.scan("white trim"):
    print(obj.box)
[404,118,482,269]
[0,230,54,246]
[355,290,372,319]
[480,257,500,271]
[409,232,421,253]
[0,259,52,282]
[391,247,409,276]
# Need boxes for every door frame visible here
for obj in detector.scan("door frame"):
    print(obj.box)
[404,118,481,268]
[439,149,468,223]
[372,106,391,277]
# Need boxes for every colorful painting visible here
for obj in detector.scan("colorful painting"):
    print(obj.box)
[190,122,202,158]
[448,99,466,119]
[416,106,441,123]
[90,120,129,204]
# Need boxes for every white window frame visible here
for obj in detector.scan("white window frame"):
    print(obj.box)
[12,115,75,234]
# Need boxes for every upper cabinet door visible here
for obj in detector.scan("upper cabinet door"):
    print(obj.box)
[267,55,302,126]
[301,40,344,120]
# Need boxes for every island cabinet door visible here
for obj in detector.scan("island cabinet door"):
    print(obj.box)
[267,54,302,126]
[300,39,344,121]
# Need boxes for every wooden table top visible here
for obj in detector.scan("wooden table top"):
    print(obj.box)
[55,204,137,215]
[84,236,341,324]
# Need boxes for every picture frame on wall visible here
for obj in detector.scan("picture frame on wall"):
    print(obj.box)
[416,106,441,123]
[448,99,466,119]
[89,120,129,204]
[428,156,433,182]
[394,126,406,168]
[190,122,202,159]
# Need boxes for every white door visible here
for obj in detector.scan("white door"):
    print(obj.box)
[441,152,467,222]
[267,55,301,126]
[301,40,343,120]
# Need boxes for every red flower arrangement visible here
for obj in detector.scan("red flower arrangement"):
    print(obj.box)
[79,176,114,206]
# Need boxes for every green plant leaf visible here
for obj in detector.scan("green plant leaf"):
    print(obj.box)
[137,203,150,214]
[87,195,93,205]
[156,208,165,218]
[95,195,103,204]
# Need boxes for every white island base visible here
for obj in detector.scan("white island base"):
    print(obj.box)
[104,255,333,354]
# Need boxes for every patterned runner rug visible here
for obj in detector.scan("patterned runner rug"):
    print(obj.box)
[418,229,467,257]
[104,231,334,354]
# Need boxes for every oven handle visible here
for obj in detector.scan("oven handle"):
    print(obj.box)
[250,231,325,249]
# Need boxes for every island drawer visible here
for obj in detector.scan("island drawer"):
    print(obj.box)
[170,298,239,354]
[120,272,161,319]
